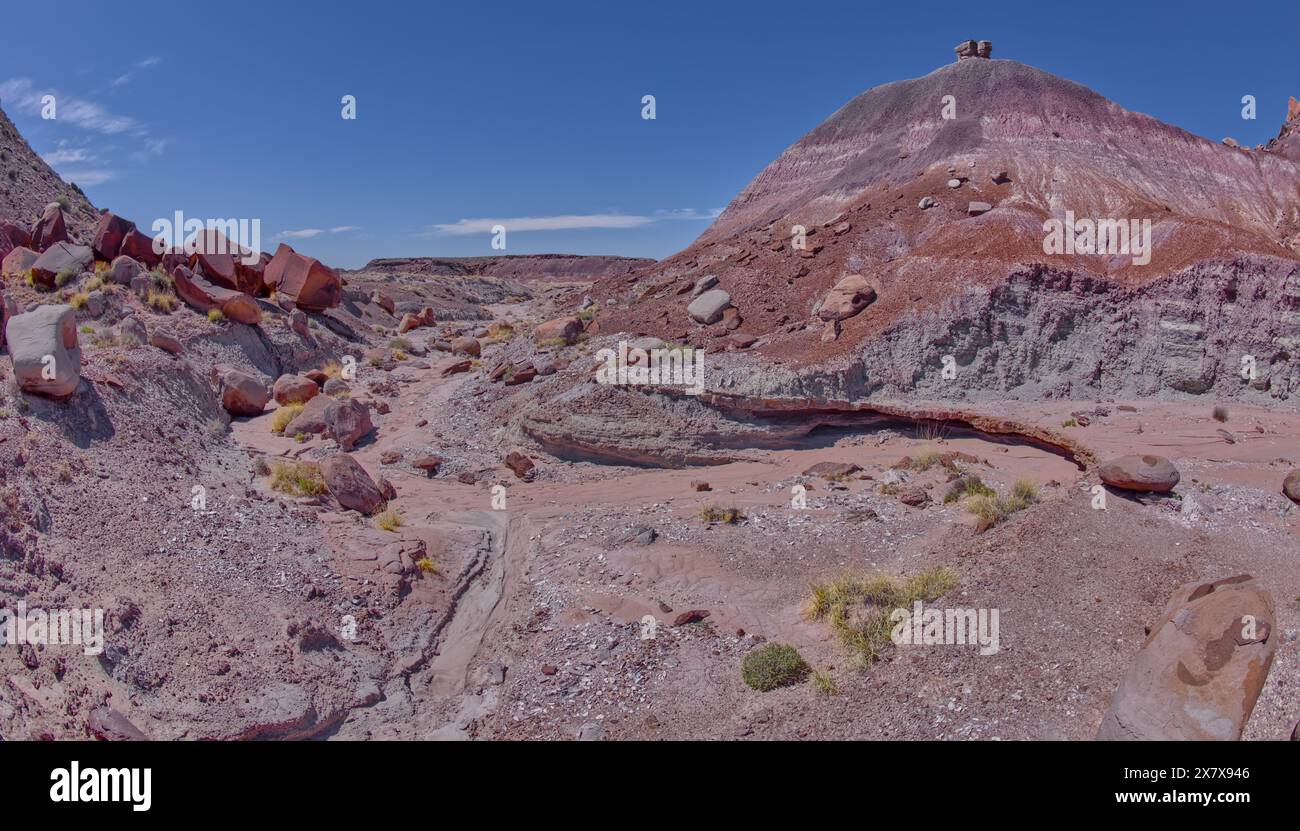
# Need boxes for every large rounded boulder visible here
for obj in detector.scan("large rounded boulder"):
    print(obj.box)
[817,274,877,322]
[687,289,731,325]
[5,305,81,398]
[1,246,38,278]
[1283,470,1300,503]
[533,316,582,345]
[217,368,270,417]
[1097,575,1276,740]
[1098,454,1180,493]
[320,454,385,514]
[272,374,319,406]
[324,398,374,451]
[30,242,93,289]
[283,394,333,436]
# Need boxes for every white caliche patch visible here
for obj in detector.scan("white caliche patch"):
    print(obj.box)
[595,340,704,395]
[1042,211,1153,266]
[49,762,151,812]
[889,601,1000,656]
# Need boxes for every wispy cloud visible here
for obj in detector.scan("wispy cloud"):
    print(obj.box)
[38,140,115,187]
[59,169,115,186]
[1,77,168,184]
[0,78,141,135]
[42,146,96,166]
[111,56,162,88]
[428,208,721,236]
[273,226,359,240]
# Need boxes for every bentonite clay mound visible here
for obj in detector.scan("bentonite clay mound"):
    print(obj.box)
[591,57,1300,400]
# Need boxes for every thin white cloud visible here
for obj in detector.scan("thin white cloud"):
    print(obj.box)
[1,77,168,174]
[59,170,115,186]
[0,78,140,135]
[111,57,162,88]
[42,147,95,166]
[428,209,720,236]
[274,226,358,240]
[654,207,723,221]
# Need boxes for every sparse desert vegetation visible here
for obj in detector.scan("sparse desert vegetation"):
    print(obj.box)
[267,461,327,497]
[807,566,959,667]
[966,480,1039,532]
[741,643,810,691]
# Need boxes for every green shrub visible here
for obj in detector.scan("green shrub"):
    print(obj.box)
[741,643,809,692]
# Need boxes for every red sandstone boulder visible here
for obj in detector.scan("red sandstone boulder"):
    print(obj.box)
[1098,454,1180,493]
[412,455,443,477]
[264,244,341,311]
[450,336,480,357]
[398,313,423,333]
[324,398,374,451]
[217,368,269,416]
[119,228,163,268]
[236,251,271,297]
[533,315,582,345]
[149,331,183,355]
[172,266,262,325]
[504,450,536,480]
[272,374,319,406]
[817,274,876,322]
[186,229,243,291]
[91,212,136,261]
[504,365,537,385]
[30,202,68,251]
[0,221,29,261]
[320,454,386,515]
[1097,575,1276,740]
[283,393,333,435]
[30,242,93,289]
[1284,469,1300,503]
[1,246,38,278]
[109,255,141,286]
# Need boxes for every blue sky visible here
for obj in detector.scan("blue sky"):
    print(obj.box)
[1,0,1296,268]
